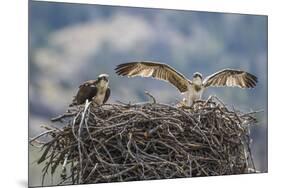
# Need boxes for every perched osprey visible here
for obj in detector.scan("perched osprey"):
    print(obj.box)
[69,74,111,106]
[115,61,258,106]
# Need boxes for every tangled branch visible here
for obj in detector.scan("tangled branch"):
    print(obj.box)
[30,96,258,186]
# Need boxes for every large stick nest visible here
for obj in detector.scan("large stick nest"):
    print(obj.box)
[30,96,257,186]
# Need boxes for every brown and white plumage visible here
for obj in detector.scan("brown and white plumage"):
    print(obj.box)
[70,74,110,107]
[115,61,190,92]
[115,61,258,106]
[203,69,258,88]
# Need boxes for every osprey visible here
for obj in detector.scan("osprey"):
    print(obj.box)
[69,74,111,106]
[115,61,258,106]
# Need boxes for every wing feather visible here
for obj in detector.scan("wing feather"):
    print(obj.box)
[203,69,258,88]
[115,61,191,92]
[70,80,98,106]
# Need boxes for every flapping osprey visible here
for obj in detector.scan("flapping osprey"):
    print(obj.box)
[115,61,258,106]
[69,74,111,106]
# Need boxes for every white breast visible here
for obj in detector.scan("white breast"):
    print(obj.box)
[93,92,105,105]
[184,85,204,106]
[93,86,107,105]
[92,79,109,106]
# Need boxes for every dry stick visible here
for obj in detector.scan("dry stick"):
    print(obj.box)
[84,163,98,182]
[77,99,91,183]
[145,91,156,104]
[127,133,137,161]
[34,97,258,185]
[102,166,137,179]
[29,130,55,144]
[244,135,256,171]
[61,152,69,175]
[51,112,77,122]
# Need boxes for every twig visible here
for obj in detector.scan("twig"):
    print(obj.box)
[33,95,258,186]
[145,91,156,104]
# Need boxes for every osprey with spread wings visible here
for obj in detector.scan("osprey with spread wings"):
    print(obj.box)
[115,61,258,106]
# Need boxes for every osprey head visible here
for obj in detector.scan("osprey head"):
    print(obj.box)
[192,72,203,85]
[97,74,109,82]
[193,72,203,80]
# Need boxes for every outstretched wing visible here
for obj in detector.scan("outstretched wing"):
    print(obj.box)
[203,69,258,88]
[103,87,111,104]
[69,80,98,106]
[115,61,191,92]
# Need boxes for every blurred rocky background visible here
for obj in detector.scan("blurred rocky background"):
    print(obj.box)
[29,1,267,186]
